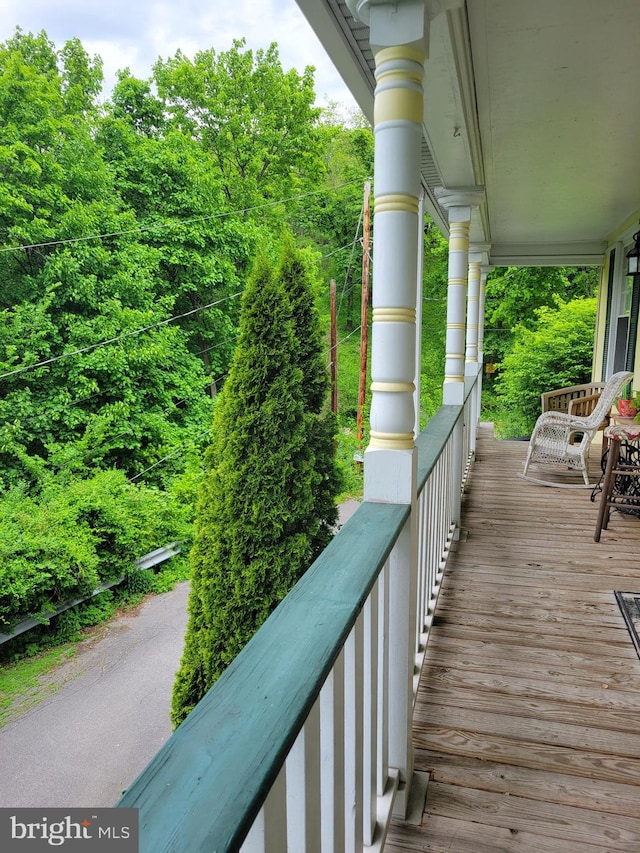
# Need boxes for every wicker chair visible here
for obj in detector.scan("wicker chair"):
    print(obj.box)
[522,371,633,487]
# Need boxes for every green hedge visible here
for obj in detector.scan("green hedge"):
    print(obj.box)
[0,470,190,631]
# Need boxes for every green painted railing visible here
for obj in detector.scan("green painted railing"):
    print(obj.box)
[118,502,407,851]
[117,371,480,853]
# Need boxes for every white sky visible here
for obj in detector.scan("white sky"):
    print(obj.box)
[0,0,357,111]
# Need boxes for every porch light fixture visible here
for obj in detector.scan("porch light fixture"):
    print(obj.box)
[626,231,640,276]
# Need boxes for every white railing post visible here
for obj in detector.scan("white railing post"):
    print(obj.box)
[377,561,390,801]
[241,769,288,853]
[320,653,346,853]
[344,613,364,853]
[363,584,379,846]
[385,514,417,817]
[287,702,322,853]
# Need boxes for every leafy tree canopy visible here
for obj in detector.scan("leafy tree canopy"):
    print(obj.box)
[494,297,597,437]
[484,266,598,363]
[153,39,322,218]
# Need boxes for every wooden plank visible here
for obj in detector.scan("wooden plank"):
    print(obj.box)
[433,619,629,643]
[424,636,638,676]
[425,621,634,657]
[425,782,640,849]
[417,688,640,735]
[386,815,613,853]
[433,607,628,638]
[413,702,640,760]
[435,593,624,622]
[420,647,640,693]
[438,567,640,590]
[387,422,640,853]
[413,726,640,787]
[419,663,640,710]
[415,751,640,817]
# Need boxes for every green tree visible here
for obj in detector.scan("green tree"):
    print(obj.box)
[153,39,322,222]
[494,297,597,437]
[0,30,214,489]
[172,241,339,725]
[97,108,249,395]
[484,266,599,364]
[277,235,341,558]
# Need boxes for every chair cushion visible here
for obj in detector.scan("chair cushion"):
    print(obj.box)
[604,424,640,441]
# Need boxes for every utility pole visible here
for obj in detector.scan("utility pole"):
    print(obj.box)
[356,180,371,443]
[330,279,338,415]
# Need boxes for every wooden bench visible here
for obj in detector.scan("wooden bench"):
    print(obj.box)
[541,381,605,415]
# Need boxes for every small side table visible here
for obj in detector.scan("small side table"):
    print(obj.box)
[594,423,640,542]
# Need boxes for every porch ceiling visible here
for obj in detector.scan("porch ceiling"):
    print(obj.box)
[296,0,640,267]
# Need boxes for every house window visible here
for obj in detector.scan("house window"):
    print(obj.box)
[604,239,639,377]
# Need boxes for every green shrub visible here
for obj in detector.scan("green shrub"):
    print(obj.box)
[171,240,341,726]
[0,470,190,631]
[494,297,597,437]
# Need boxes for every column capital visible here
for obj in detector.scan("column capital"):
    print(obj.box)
[347,0,461,27]
[469,241,491,254]
[346,0,461,55]
[434,186,485,211]
[469,243,490,264]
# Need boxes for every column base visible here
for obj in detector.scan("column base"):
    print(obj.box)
[442,381,465,405]
[364,447,417,504]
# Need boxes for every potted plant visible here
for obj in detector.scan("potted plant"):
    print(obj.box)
[617,388,640,419]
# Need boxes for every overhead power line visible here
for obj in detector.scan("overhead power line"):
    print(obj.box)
[326,325,362,368]
[2,235,363,384]
[128,428,214,483]
[0,179,367,255]
[0,292,242,380]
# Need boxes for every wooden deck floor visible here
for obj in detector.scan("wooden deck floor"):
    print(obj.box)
[386,424,640,853]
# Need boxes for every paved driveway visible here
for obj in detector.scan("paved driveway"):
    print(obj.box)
[0,582,190,808]
[0,500,362,809]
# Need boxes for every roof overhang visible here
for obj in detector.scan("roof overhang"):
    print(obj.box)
[296,0,640,268]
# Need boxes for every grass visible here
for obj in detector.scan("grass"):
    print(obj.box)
[0,642,78,728]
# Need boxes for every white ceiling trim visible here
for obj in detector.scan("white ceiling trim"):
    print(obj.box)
[489,242,607,268]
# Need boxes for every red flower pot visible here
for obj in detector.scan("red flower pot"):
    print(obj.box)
[618,398,638,418]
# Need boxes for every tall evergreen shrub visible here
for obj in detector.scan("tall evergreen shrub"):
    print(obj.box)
[278,234,341,557]
[171,243,340,726]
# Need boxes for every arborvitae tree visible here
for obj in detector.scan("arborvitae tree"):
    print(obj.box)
[172,244,339,726]
[278,234,341,559]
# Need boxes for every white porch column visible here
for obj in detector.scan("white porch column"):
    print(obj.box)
[434,188,485,405]
[477,265,491,368]
[434,188,484,526]
[465,245,489,450]
[347,0,434,820]
[465,249,482,376]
